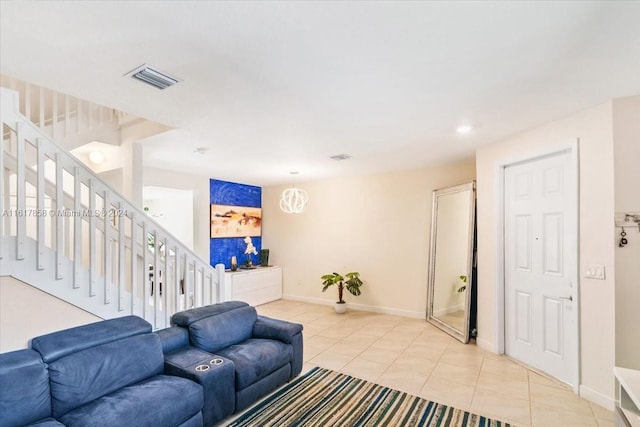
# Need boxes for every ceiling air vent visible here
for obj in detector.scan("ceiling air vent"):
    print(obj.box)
[329,153,352,161]
[125,64,180,90]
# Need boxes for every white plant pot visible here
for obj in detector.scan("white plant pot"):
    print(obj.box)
[335,302,347,314]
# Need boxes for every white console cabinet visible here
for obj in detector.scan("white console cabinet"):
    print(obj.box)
[220,266,282,307]
[615,367,640,427]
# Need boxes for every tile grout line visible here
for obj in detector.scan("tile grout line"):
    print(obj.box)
[261,301,611,426]
[528,369,534,426]
[375,324,429,390]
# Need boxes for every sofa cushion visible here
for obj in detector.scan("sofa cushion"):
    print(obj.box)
[48,333,164,418]
[189,306,257,353]
[156,326,190,353]
[172,301,249,327]
[178,413,204,427]
[26,419,65,427]
[32,315,152,363]
[253,315,304,344]
[217,338,293,389]
[58,375,203,427]
[0,349,52,427]
[235,364,291,411]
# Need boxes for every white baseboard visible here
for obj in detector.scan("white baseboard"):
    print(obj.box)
[579,384,615,411]
[281,294,333,306]
[434,304,465,317]
[476,337,496,353]
[281,294,425,319]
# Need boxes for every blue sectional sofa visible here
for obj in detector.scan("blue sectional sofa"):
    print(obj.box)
[0,348,64,427]
[0,301,303,427]
[163,301,304,423]
[0,315,204,427]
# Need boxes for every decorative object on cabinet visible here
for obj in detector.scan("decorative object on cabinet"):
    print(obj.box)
[321,272,363,314]
[260,249,270,266]
[210,204,262,238]
[243,236,258,267]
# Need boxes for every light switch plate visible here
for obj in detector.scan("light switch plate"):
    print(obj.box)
[585,265,606,280]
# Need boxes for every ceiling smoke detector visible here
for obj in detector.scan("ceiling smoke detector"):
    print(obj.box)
[329,154,352,161]
[125,64,180,90]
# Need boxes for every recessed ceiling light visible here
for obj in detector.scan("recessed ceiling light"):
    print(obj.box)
[329,154,352,161]
[88,151,105,164]
[456,125,473,134]
[193,147,208,155]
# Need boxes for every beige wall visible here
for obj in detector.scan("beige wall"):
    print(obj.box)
[0,276,101,352]
[613,96,640,370]
[98,168,124,193]
[262,161,475,317]
[144,167,210,261]
[476,101,616,406]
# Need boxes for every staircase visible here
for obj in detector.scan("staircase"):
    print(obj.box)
[0,87,221,330]
[0,76,126,150]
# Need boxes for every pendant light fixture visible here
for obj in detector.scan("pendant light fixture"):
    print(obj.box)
[280,171,308,214]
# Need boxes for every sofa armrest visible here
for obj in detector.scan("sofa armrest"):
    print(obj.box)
[156,326,189,354]
[252,315,303,344]
[164,347,235,426]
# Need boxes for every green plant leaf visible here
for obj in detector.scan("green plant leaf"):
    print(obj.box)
[322,271,362,298]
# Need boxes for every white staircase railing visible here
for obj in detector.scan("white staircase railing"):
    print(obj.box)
[0,76,125,149]
[1,88,221,329]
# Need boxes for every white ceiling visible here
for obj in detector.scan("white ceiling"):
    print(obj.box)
[1,1,639,186]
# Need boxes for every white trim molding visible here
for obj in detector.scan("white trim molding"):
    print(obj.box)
[281,294,426,319]
[579,384,615,411]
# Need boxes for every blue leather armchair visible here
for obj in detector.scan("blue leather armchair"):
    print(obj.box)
[168,301,304,418]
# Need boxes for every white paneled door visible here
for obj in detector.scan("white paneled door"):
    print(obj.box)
[504,150,578,387]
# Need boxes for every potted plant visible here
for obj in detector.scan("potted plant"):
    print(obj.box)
[456,275,468,293]
[321,272,363,314]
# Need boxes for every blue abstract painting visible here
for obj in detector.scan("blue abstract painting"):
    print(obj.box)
[209,179,262,268]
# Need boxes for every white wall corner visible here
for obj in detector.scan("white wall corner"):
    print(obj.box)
[476,337,497,353]
[579,384,616,411]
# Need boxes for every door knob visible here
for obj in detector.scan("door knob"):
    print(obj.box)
[559,295,573,302]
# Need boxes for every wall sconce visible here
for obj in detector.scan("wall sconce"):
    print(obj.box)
[280,171,308,214]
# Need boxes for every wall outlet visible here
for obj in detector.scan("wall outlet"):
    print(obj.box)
[585,265,606,280]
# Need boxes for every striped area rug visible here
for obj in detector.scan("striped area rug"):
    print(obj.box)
[227,367,511,426]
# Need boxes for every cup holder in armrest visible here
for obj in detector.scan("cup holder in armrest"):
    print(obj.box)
[195,364,210,372]
[210,358,224,366]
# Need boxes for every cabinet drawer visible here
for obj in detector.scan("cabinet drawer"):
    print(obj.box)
[223,267,282,306]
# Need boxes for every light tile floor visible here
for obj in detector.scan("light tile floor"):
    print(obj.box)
[257,299,614,427]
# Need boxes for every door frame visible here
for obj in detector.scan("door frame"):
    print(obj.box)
[493,139,580,393]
